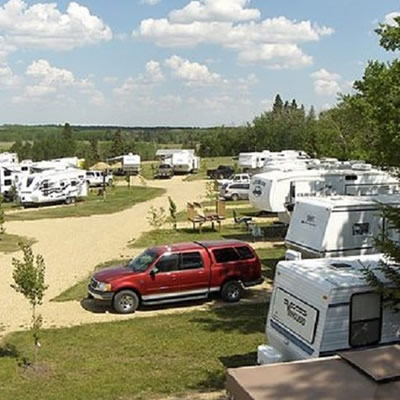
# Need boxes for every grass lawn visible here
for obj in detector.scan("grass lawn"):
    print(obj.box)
[184,156,235,182]
[0,233,36,253]
[140,161,159,180]
[256,246,286,281]
[0,303,266,400]
[51,258,129,303]
[5,186,165,221]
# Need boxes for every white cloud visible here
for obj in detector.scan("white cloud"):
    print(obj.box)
[165,55,221,86]
[114,60,164,96]
[384,12,400,26]
[135,3,333,69]
[169,0,260,23]
[145,60,164,82]
[310,68,342,96]
[0,63,19,87]
[140,0,161,5]
[0,0,112,53]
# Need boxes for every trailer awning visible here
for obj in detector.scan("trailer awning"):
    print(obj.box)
[226,345,400,400]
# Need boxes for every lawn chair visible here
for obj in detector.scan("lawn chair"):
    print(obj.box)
[248,222,264,242]
[233,210,252,230]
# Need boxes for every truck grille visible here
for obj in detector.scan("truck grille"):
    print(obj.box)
[90,278,98,289]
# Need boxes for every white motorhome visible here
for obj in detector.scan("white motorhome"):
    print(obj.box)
[257,254,400,364]
[17,169,87,206]
[285,195,400,259]
[249,165,400,216]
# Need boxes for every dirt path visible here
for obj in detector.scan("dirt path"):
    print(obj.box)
[0,177,207,338]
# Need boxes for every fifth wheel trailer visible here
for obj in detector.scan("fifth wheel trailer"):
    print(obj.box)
[257,254,400,365]
[249,165,400,217]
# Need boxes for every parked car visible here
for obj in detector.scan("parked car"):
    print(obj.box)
[154,164,174,179]
[88,240,263,313]
[86,170,113,187]
[207,165,235,180]
[218,173,251,188]
[220,182,250,201]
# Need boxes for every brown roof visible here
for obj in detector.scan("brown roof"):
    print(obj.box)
[226,345,400,400]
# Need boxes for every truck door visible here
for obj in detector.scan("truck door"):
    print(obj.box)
[144,253,181,299]
[177,251,210,294]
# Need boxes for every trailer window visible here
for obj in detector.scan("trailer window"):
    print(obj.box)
[4,179,12,186]
[213,248,240,263]
[236,246,254,260]
[352,223,370,236]
[345,175,357,181]
[4,170,11,177]
[181,252,203,270]
[350,292,381,347]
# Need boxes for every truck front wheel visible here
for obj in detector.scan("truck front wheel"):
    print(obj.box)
[113,290,139,314]
[221,281,242,303]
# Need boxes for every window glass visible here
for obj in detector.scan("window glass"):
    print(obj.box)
[352,223,370,236]
[156,253,180,272]
[236,246,254,260]
[350,292,381,347]
[345,175,358,181]
[181,252,203,270]
[4,179,12,186]
[243,184,250,189]
[230,184,240,189]
[128,249,158,272]
[213,248,240,263]
[4,170,11,177]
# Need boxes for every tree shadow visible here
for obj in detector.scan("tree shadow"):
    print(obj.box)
[190,302,268,335]
[0,343,19,358]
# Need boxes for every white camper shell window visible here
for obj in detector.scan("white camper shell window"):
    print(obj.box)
[350,292,381,348]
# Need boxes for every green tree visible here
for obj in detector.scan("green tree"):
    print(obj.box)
[110,129,127,157]
[60,122,76,157]
[359,16,400,308]
[10,243,48,363]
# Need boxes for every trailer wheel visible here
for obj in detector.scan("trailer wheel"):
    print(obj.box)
[65,197,76,205]
[113,290,139,314]
[221,280,242,303]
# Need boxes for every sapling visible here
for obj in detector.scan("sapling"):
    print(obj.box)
[168,197,178,230]
[147,206,166,230]
[10,243,48,364]
[0,195,5,235]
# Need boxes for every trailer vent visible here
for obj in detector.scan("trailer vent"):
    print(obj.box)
[330,263,352,270]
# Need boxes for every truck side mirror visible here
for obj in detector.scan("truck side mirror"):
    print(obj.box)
[150,267,159,276]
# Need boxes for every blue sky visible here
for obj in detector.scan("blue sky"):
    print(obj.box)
[0,0,398,126]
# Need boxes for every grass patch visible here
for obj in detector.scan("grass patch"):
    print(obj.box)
[257,246,286,281]
[0,233,36,253]
[5,186,165,221]
[140,161,158,180]
[0,302,266,400]
[51,259,130,303]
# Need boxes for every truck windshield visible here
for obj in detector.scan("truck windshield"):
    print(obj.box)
[128,249,158,272]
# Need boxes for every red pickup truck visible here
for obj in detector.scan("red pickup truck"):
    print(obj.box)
[88,240,263,313]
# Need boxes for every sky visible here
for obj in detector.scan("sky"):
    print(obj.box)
[0,0,398,127]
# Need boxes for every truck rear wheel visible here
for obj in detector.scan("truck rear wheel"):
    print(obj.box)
[113,290,139,314]
[221,281,242,303]
[231,193,239,201]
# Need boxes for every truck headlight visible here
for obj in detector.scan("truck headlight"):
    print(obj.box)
[97,282,112,292]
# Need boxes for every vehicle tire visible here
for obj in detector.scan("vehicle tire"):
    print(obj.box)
[221,280,242,303]
[113,290,139,314]
[231,193,239,202]
[65,197,75,205]
[219,174,224,179]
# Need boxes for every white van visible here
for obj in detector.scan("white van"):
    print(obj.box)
[257,254,400,364]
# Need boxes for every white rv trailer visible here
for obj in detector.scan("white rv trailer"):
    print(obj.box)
[171,151,199,174]
[0,152,18,165]
[285,195,400,259]
[257,254,400,365]
[108,153,141,175]
[17,169,87,206]
[238,152,268,171]
[0,164,31,198]
[249,165,400,216]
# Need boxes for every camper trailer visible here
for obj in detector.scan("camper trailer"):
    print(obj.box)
[257,254,400,365]
[108,153,141,175]
[238,152,267,171]
[171,151,199,173]
[0,164,31,200]
[17,169,87,206]
[0,152,18,165]
[249,165,400,217]
[285,195,400,259]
